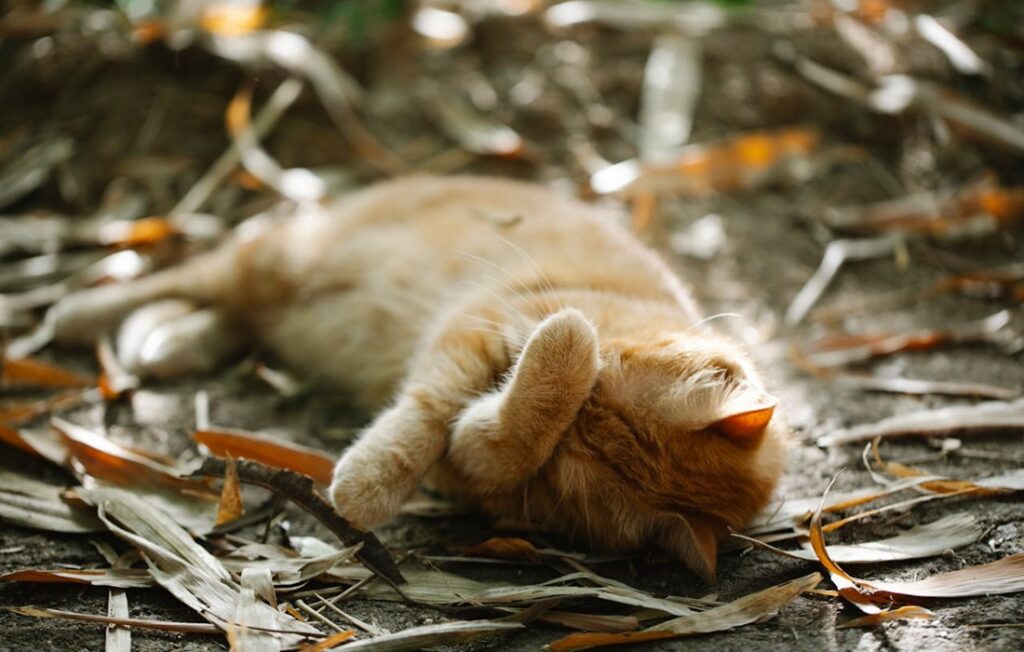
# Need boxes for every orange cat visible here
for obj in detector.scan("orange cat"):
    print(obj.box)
[51,175,789,581]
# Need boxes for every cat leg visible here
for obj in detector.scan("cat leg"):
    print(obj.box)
[117,300,248,378]
[329,308,513,529]
[447,308,599,493]
[50,247,238,345]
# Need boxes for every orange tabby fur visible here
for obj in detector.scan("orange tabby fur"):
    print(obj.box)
[50,175,789,581]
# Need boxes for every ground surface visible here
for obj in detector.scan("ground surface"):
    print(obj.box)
[2,2,1024,650]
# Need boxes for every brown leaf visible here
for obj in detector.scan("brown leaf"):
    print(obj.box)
[97,217,178,248]
[0,391,91,426]
[194,428,336,485]
[215,457,245,526]
[547,631,676,651]
[0,568,154,589]
[838,606,935,628]
[1,356,90,389]
[54,418,217,497]
[301,630,356,652]
[806,477,1024,610]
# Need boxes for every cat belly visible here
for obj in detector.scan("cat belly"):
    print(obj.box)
[253,286,435,412]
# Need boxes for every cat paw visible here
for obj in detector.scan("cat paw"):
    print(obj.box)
[519,308,600,389]
[329,452,406,530]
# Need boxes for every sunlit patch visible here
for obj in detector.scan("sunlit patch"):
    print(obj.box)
[411,7,469,48]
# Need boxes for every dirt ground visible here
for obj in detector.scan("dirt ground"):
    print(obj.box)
[2,2,1024,650]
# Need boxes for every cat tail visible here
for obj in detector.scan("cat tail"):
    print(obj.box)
[48,247,237,346]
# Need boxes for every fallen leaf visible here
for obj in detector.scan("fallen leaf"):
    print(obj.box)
[106,588,131,652]
[0,568,154,589]
[301,630,356,652]
[6,605,220,635]
[54,417,219,498]
[331,620,521,651]
[735,513,983,564]
[545,572,822,651]
[806,477,1024,612]
[84,486,322,646]
[216,457,245,526]
[817,398,1024,446]
[201,3,268,37]
[0,470,103,533]
[869,554,1024,598]
[801,310,1012,368]
[1,356,90,389]
[194,427,336,485]
[837,605,935,628]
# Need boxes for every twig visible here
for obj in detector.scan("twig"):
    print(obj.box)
[172,77,304,216]
[295,599,345,633]
[5,605,220,634]
[188,457,407,589]
[314,592,385,635]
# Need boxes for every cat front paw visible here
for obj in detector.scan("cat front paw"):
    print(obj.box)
[518,308,600,393]
[329,451,407,530]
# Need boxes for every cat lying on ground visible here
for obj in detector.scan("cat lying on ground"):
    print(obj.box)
[51,175,789,582]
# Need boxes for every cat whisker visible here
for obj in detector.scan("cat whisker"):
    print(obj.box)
[492,234,563,316]
[465,279,529,325]
[455,250,550,314]
[684,312,744,333]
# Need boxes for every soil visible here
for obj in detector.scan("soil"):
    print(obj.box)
[2,2,1023,650]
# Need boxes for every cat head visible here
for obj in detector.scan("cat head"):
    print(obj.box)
[537,330,789,582]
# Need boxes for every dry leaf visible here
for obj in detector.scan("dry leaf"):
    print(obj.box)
[834,375,1019,400]
[818,398,1024,446]
[241,567,278,610]
[745,476,945,536]
[216,457,245,526]
[301,630,356,652]
[106,589,131,652]
[0,568,154,589]
[1,356,90,389]
[869,554,1024,598]
[736,513,982,564]
[194,428,336,485]
[784,235,901,327]
[333,621,521,651]
[84,486,322,646]
[0,470,103,533]
[638,35,702,163]
[545,572,822,651]
[97,217,178,248]
[838,605,935,628]
[0,390,92,426]
[54,418,219,499]
[201,2,268,37]
[801,310,1012,368]
[190,457,404,588]
[6,605,220,635]
[806,478,1024,612]
[221,549,360,588]
[592,127,822,197]
[421,81,524,158]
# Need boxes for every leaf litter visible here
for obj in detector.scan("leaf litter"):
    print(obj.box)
[4,0,1024,648]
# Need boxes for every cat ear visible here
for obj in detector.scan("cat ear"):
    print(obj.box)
[711,389,776,442]
[659,513,725,584]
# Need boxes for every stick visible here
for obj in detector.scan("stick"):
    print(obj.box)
[188,457,407,589]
